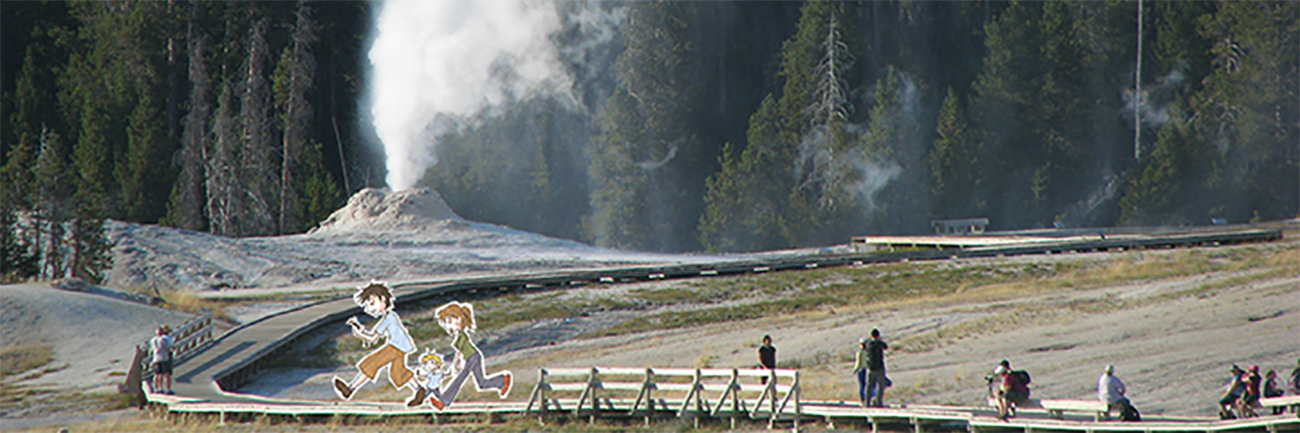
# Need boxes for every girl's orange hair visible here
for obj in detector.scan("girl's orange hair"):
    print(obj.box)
[435,301,476,332]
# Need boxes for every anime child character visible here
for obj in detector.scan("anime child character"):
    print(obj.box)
[406,348,451,408]
[332,282,421,403]
[413,301,511,410]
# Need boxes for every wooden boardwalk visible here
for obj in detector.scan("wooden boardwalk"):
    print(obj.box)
[142,226,1289,431]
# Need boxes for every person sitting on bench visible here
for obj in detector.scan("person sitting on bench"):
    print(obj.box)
[1239,365,1263,418]
[996,360,1030,421]
[1099,365,1139,421]
[1264,370,1285,415]
[1219,365,1247,419]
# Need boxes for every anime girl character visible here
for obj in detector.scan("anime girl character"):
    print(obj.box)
[411,301,511,410]
[332,282,421,404]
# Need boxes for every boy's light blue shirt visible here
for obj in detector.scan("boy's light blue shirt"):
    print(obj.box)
[375,311,415,353]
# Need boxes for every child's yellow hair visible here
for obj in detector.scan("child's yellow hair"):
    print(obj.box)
[421,352,442,365]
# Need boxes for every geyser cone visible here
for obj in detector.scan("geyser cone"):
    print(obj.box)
[310,187,462,233]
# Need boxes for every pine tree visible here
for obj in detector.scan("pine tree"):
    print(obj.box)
[797,7,856,213]
[273,0,316,235]
[70,190,113,284]
[698,142,742,253]
[1191,2,1298,222]
[1118,116,1215,225]
[239,17,277,237]
[297,140,342,232]
[119,86,172,223]
[584,1,702,251]
[698,95,790,252]
[699,2,857,250]
[1,133,40,280]
[970,1,1099,227]
[165,16,212,232]
[929,87,981,217]
[34,128,73,279]
[207,80,241,237]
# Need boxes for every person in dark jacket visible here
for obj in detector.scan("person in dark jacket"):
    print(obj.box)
[865,329,889,407]
[758,335,776,385]
[1219,364,1247,419]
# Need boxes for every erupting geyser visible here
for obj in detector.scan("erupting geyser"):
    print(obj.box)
[367,0,576,191]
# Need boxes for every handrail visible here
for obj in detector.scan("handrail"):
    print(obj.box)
[527,366,802,429]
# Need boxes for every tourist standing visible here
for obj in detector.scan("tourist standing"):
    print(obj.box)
[865,329,889,407]
[854,338,870,407]
[758,335,776,385]
[149,325,175,394]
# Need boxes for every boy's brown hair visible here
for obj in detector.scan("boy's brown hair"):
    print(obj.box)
[435,301,476,332]
[354,281,394,309]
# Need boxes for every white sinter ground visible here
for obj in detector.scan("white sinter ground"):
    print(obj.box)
[105,187,739,299]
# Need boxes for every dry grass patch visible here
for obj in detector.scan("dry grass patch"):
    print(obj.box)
[0,343,54,381]
[155,288,233,323]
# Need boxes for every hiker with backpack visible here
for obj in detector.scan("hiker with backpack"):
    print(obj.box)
[1099,365,1140,421]
[995,360,1031,421]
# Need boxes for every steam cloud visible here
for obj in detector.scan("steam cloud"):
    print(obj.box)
[369,0,581,191]
[1122,69,1186,126]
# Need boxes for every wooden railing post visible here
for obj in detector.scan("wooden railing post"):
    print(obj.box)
[589,367,600,424]
[730,368,741,429]
[772,370,798,430]
[769,368,778,418]
[526,368,547,423]
[631,367,654,425]
[644,367,655,426]
[793,370,802,431]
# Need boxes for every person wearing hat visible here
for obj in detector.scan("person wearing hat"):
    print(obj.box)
[149,324,175,394]
[1098,365,1135,420]
[995,360,1030,420]
[1219,365,1247,419]
[853,338,871,407]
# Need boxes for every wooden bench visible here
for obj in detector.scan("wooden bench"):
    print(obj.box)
[1039,399,1110,421]
[987,397,1109,421]
[1260,395,1300,416]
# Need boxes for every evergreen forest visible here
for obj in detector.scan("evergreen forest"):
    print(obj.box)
[2,1,1296,281]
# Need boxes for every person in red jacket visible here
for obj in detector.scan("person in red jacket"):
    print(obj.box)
[1239,364,1262,417]
[996,360,1030,421]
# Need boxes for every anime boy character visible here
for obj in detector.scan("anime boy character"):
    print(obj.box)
[332,282,420,403]
[413,301,511,410]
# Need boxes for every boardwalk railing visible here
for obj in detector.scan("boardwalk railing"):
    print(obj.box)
[526,366,801,429]
[121,310,216,396]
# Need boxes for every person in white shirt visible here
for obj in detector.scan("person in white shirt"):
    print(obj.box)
[1099,365,1131,418]
[149,325,175,394]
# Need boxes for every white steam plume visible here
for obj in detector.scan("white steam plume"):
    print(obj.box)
[1122,68,1186,126]
[369,0,577,191]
